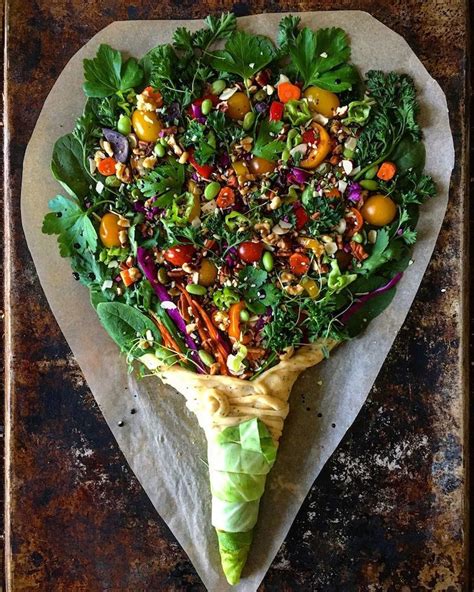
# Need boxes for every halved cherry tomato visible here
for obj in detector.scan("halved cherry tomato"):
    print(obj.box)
[98,157,117,176]
[289,253,310,275]
[99,212,121,247]
[345,207,364,237]
[303,86,340,118]
[300,123,332,169]
[238,241,264,264]
[188,149,214,179]
[294,205,310,230]
[198,259,218,287]
[302,130,316,144]
[163,244,196,266]
[269,101,284,121]
[144,86,163,107]
[216,187,235,209]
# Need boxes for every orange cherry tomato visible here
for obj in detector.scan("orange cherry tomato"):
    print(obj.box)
[98,157,117,176]
[238,241,264,264]
[198,259,218,287]
[216,187,235,209]
[163,244,196,267]
[289,253,310,275]
[300,123,332,169]
[345,207,364,237]
[361,195,397,226]
[99,212,121,248]
[226,92,251,120]
[247,157,276,175]
[131,110,162,142]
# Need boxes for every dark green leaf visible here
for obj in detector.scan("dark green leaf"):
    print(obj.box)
[345,287,397,337]
[391,136,426,174]
[51,134,91,200]
[137,158,186,206]
[252,118,285,161]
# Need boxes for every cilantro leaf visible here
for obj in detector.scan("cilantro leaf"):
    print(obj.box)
[252,118,285,161]
[193,12,237,51]
[83,44,143,98]
[289,27,358,92]
[42,195,97,257]
[209,31,276,81]
[137,158,186,206]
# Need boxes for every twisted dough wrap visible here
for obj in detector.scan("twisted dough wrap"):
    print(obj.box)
[141,339,338,441]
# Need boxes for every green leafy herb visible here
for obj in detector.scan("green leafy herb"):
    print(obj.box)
[263,305,303,351]
[210,31,276,81]
[345,288,397,337]
[289,27,358,92]
[137,158,186,206]
[182,119,216,164]
[83,44,143,98]
[276,15,301,58]
[192,12,237,51]
[252,119,285,161]
[206,111,245,148]
[43,195,97,257]
[51,134,92,201]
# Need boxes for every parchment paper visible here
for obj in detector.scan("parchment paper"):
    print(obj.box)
[21,12,454,592]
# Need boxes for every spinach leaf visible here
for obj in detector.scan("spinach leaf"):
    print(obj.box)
[96,302,160,354]
[51,133,91,200]
[391,136,426,175]
[345,287,397,337]
[83,44,143,98]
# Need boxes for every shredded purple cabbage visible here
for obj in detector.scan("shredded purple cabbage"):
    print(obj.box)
[340,273,403,324]
[136,247,205,372]
[288,167,309,184]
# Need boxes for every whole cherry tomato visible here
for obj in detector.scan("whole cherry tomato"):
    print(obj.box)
[238,241,264,264]
[99,212,121,248]
[289,253,310,275]
[361,195,397,226]
[226,92,251,120]
[164,244,196,266]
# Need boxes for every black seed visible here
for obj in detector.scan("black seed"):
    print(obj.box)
[88,272,96,280]
[130,408,137,415]
[306,407,311,411]
[56,212,62,218]
[317,413,322,418]
[117,420,124,427]
[331,423,336,428]
[73,243,80,249]
[72,272,80,281]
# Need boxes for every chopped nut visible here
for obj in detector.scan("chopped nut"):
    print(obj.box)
[269,196,282,210]
[115,162,132,183]
[280,272,295,284]
[178,151,189,164]
[125,256,134,267]
[262,233,279,245]
[285,284,304,296]
[368,230,378,244]
[117,218,131,228]
[181,263,195,273]
[185,323,198,335]
[166,135,183,156]
[143,156,157,169]
[102,140,114,157]
[118,230,128,245]
[254,222,271,236]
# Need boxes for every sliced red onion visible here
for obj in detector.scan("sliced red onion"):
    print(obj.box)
[340,272,403,324]
[288,167,310,184]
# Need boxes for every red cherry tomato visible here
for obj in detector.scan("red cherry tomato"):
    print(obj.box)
[188,149,214,179]
[302,130,316,144]
[238,241,264,264]
[345,207,364,237]
[164,244,196,266]
[294,205,310,230]
[289,253,310,275]
[269,101,284,121]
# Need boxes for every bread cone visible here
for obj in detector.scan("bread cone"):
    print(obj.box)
[141,338,337,584]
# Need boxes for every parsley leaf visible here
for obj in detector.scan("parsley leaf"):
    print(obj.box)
[206,111,245,148]
[289,28,358,92]
[276,15,301,58]
[209,31,276,81]
[193,12,237,51]
[43,195,97,257]
[83,44,143,98]
[263,305,303,351]
[252,118,285,161]
[181,120,216,165]
[137,158,186,206]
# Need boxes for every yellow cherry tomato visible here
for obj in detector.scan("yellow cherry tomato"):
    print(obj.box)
[299,237,325,256]
[248,157,276,175]
[99,213,122,248]
[361,194,398,226]
[226,92,251,120]
[300,123,332,169]
[198,259,218,287]
[132,110,162,142]
[187,193,201,222]
[232,160,249,176]
[300,277,320,299]
[303,86,340,118]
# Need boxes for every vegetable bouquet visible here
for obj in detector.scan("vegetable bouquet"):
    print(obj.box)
[43,13,436,584]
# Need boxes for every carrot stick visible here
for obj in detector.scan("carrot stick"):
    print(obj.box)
[192,299,230,361]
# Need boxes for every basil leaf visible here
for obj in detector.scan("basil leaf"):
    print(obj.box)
[51,134,90,200]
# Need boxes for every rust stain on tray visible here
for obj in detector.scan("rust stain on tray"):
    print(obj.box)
[4,0,468,590]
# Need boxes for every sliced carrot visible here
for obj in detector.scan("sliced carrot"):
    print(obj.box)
[98,157,117,176]
[377,161,397,181]
[277,82,301,103]
[120,269,137,287]
[216,187,235,209]
[155,320,183,358]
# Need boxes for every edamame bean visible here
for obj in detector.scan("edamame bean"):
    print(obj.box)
[154,143,166,157]
[281,148,290,162]
[242,111,256,131]
[105,175,121,188]
[204,181,221,201]
[157,268,168,285]
[359,179,379,190]
[117,114,131,135]
[186,284,207,296]
[352,232,364,244]
[198,349,215,367]
[343,147,354,159]
[211,80,226,95]
[239,309,250,322]
[262,251,274,272]
[364,164,379,179]
[201,99,213,116]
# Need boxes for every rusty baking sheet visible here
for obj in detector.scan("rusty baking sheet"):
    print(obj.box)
[3,1,469,590]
